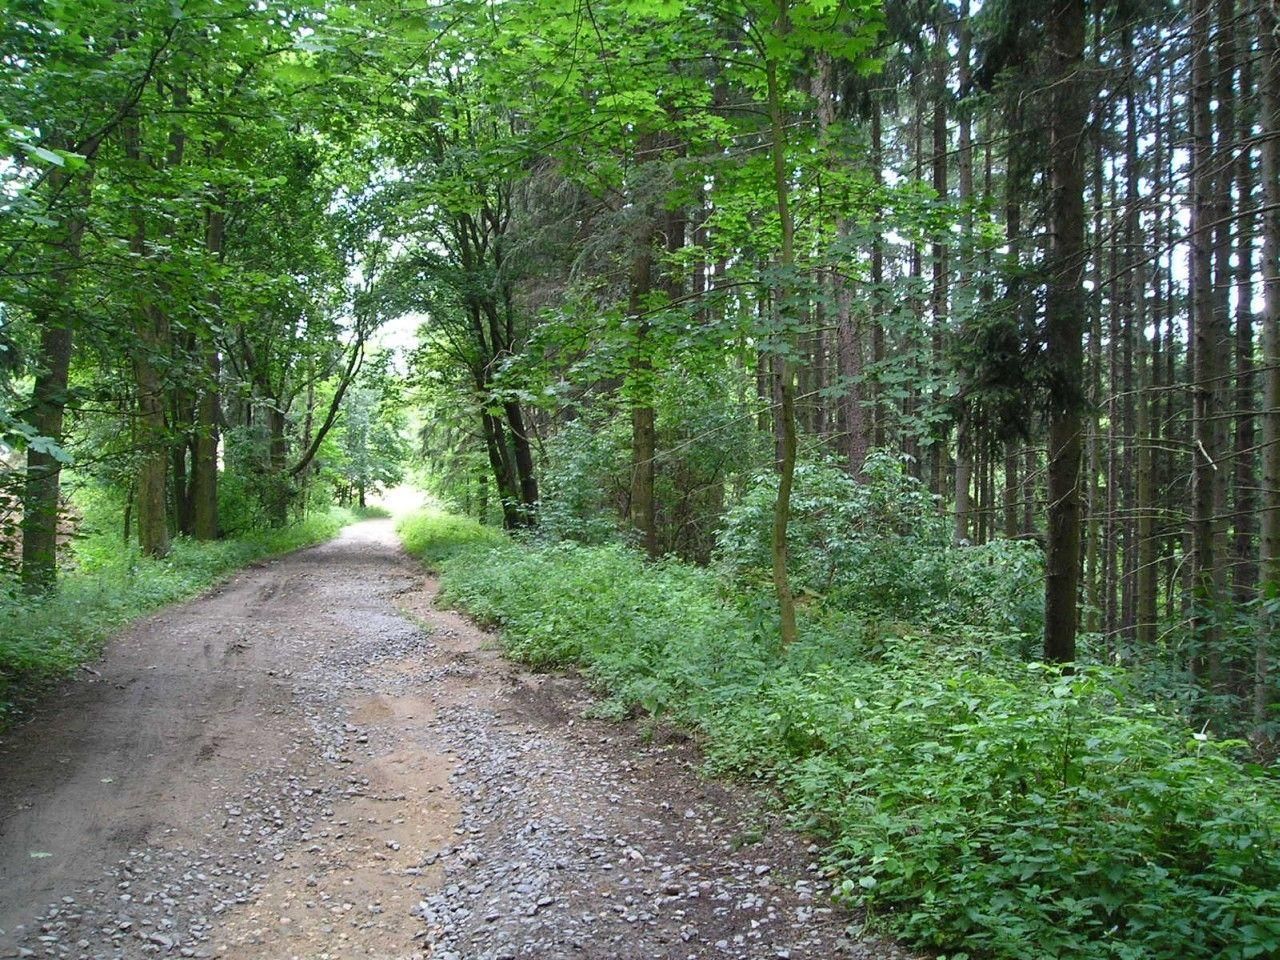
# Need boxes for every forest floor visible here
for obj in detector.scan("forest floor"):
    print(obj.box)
[0,520,914,960]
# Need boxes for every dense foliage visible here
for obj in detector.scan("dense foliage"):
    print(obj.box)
[401,505,1280,960]
[4,0,1278,957]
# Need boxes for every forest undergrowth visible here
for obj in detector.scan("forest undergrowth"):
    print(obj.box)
[0,493,358,728]
[399,495,1280,960]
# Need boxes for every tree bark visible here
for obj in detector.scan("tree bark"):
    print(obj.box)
[629,219,658,556]
[1189,0,1228,682]
[1233,28,1257,599]
[870,100,886,450]
[192,203,225,541]
[20,161,88,591]
[21,318,74,592]
[1256,0,1279,728]
[766,0,798,647]
[124,112,171,558]
[930,43,949,500]
[953,0,973,544]
[1042,0,1087,664]
[814,51,867,476]
[504,400,539,521]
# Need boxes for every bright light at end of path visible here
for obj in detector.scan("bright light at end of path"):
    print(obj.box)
[373,485,431,517]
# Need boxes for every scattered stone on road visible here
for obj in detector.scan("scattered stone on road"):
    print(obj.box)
[0,520,914,959]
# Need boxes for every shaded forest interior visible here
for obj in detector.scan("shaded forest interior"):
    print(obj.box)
[4,0,1280,956]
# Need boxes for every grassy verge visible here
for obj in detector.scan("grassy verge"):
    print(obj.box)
[397,506,505,569]
[397,507,1280,960]
[0,507,356,728]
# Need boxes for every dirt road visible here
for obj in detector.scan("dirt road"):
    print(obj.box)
[0,521,908,960]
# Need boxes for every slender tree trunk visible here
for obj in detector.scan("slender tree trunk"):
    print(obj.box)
[1043,0,1087,664]
[1189,0,1228,683]
[263,404,289,526]
[1086,103,1106,636]
[1106,156,1122,648]
[905,68,925,478]
[629,221,659,556]
[814,51,868,476]
[1256,0,1280,728]
[480,402,520,530]
[953,0,973,544]
[1003,105,1025,542]
[1004,441,1019,538]
[192,201,224,540]
[1209,0,1240,694]
[1023,443,1037,535]
[766,0,798,646]
[1119,34,1158,651]
[503,400,538,520]
[191,349,220,539]
[1234,47,1257,600]
[930,46,949,500]
[870,100,886,450]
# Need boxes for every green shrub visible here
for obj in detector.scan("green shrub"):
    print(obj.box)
[0,507,354,728]
[536,419,630,546]
[717,452,1044,639]
[405,506,1280,960]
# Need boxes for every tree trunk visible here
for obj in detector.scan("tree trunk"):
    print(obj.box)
[124,111,171,559]
[21,161,90,591]
[1004,441,1019,539]
[1123,33,1158,651]
[629,220,659,556]
[1256,0,1279,728]
[904,68,925,478]
[953,0,973,544]
[1189,0,1227,683]
[870,100,886,450]
[21,318,74,592]
[192,190,226,540]
[264,404,289,527]
[1233,45,1256,600]
[504,400,538,522]
[133,328,170,557]
[1086,102,1106,637]
[480,404,521,530]
[1042,0,1087,664]
[814,51,867,476]
[930,45,949,500]
[766,0,798,647]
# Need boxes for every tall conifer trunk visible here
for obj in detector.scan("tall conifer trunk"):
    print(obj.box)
[1043,0,1087,664]
[1256,0,1280,727]
[766,0,798,646]
[629,220,658,556]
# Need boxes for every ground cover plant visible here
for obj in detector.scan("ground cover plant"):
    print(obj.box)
[399,504,1280,960]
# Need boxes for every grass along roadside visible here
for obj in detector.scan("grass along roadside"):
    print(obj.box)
[396,506,1280,960]
[0,507,358,729]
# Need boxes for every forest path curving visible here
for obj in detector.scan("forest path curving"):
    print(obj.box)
[0,520,912,960]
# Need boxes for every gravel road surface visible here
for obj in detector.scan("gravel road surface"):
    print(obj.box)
[0,520,912,960]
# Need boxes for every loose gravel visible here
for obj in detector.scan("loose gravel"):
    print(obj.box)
[0,520,915,960]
